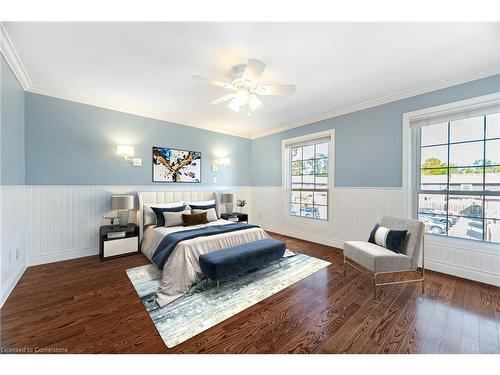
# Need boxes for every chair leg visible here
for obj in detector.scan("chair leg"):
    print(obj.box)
[343,255,346,277]
[278,259,282,268]
[373,274,377,299]
[216,281,220,293]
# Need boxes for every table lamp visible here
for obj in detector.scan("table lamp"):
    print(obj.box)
[111,195,134,226]
[222,193,235,215]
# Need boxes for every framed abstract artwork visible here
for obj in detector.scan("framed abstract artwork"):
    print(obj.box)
[152,147,201,183]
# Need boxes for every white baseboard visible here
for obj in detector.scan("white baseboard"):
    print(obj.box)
[0,265,27,308]
[425,258,500,287]
[256,222,345,250]
[28,247,99,266]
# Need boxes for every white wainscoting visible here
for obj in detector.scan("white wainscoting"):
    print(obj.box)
[9,184,500,287]
[25,185,252,266]
[251,186,500,286]
[1,186,27,307]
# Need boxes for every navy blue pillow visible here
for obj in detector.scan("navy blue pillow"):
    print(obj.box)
[188,203,218,217]
[385,230,408,253]
[152,205,187,227]
[368,223,408,253]
[368,223,380,244]
[188,203,216,211]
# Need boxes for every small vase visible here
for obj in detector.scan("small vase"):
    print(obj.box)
[117,209,129,226]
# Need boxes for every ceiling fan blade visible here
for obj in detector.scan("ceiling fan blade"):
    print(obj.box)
[256,84,296,96]
[242,59,266,82]
[192,75,235,90]
[208,93,236,105]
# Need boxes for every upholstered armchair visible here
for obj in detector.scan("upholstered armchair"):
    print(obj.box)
[343,216,425,298]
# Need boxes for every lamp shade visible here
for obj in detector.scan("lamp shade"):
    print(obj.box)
[213,158,231,167]
[116,145,134,158]
[221,193,235,204]
[111,195,134,210]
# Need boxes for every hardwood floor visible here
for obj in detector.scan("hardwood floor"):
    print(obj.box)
[1,232,499,354]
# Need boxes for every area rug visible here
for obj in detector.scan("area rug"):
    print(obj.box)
[126,252,330,348]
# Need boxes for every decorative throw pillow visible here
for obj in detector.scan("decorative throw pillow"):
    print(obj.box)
[187,199,215,206]
[182,212,208,226]
[192,208,217,222]
[143,201,184,225]
[188,203,218,218]
[163,210,191,227]
[368,223,408,253]
[152,205,187,227]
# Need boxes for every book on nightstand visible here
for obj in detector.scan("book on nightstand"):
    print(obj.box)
[107,231,126,239]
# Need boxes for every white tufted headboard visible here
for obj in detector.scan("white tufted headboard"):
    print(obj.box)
[137,191,219,242]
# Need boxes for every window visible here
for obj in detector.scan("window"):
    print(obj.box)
[283,131,333,221]
[417,112,500,243]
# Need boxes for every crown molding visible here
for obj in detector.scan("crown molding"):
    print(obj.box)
[251,65,500,139]
[0,23,31,90]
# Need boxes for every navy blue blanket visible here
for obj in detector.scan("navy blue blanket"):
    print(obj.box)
[151,223,259,269]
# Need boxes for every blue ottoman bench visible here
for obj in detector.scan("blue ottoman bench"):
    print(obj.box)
[199,238,286,291]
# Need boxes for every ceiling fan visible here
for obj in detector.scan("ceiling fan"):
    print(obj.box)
[193,58,296,113]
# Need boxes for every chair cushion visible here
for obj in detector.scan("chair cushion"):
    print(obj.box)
[343,241,412,273]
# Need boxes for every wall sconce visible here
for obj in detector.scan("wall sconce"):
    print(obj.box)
[212,157,231,172]
[117,145,142,167]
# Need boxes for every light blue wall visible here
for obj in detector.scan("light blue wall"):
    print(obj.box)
[16,72,500,187]
[25,93,252,185]
[1,55,25,185]
[251,74,500,187]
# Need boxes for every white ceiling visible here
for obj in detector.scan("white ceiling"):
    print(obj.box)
[3,22,500,138]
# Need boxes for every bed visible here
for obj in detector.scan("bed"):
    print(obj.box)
[137,191,270,306]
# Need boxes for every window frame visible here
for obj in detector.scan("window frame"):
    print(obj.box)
[417,116,500,242]
[402,92,500,245]
[282,129,335,224]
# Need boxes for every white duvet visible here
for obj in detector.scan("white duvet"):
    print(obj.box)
[141,219,270,306]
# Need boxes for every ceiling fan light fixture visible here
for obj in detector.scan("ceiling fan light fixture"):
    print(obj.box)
[248,94,263,111]
[227,97,241,112]
[234,90,249,106]
[193,58,295,114]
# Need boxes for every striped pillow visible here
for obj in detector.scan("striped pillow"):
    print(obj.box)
[368,223,408,253]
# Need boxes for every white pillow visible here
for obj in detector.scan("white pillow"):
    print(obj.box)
[192,208,218,222]
[143,201,184,226]
[186,199,218,217]
[163,210,191,227]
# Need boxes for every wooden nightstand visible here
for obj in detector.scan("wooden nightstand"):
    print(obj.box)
[99,223,139,260]
[221,213,248,223]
